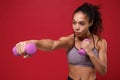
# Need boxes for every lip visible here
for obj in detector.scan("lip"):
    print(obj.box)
[75,32,81,34]
[75,32,82,36]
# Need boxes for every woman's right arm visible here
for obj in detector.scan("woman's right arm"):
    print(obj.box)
[15,34,74,56]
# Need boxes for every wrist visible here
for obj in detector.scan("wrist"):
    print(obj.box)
[87,50,94,57]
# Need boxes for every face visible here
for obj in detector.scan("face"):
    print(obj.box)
[72,11,92,37]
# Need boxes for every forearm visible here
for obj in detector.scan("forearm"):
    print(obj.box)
[25,39,54,51]
[88,51,107,75]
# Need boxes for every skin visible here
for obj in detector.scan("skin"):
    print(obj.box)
[16,11,107,80]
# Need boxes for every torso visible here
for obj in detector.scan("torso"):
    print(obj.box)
[66,34,100,80]
[68,64,96,80]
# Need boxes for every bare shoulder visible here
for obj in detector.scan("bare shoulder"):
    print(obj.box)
[59,34,74,50]
[97,37,107,51]
[59,34,74,45]
[98,38,107,46]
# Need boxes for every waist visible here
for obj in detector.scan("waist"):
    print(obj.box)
[68,64,96,80]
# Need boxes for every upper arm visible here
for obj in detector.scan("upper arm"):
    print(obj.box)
[52,35,74,50]
[35,34,74,51]
[98,39,107,66]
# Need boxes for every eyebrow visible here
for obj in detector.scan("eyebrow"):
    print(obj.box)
[72,19,86,23]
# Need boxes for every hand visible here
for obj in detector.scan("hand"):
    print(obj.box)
[80,40,92,55]
[15,41,36,58]
[15,41,28,57]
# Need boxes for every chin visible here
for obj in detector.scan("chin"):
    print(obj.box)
[76,33,86,39]
[75,33,82,37]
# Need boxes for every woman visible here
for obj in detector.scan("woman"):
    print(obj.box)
[15,2,107,80]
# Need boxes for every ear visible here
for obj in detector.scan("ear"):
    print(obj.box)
[89,20,93,27]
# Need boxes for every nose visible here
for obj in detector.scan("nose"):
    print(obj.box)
[75,24,80,30]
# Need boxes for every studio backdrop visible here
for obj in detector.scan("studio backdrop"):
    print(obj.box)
[0,0,120,80]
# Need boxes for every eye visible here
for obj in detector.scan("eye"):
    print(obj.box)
[72,21,76,25]
[79,22,85,26]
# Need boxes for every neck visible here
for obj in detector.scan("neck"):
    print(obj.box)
[76,31,92,41]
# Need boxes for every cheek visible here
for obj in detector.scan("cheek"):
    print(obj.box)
[81,26,89,32]
[72,25,75,30]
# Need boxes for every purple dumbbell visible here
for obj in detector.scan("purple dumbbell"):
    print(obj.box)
[78,39,90,56]
[12,43,37,56]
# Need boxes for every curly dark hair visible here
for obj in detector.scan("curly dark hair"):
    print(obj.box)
[73,2,103,37]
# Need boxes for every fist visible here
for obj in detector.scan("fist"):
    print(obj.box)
[15,41,27,56]
[80,39,92,54]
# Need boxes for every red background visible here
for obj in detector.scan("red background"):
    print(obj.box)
[0,0,120,80]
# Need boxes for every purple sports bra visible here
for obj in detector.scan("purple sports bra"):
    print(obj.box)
[67,35,99,68]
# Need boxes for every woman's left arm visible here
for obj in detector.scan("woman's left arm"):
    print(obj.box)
[88,39,107,75]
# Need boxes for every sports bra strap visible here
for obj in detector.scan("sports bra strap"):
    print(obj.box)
[92,34,96,48]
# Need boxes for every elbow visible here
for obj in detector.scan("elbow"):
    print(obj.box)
[45,40,55,51]
[100,69,107,75]
[99,66,107,75]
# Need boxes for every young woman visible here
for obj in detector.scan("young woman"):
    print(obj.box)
[15,2,107,80]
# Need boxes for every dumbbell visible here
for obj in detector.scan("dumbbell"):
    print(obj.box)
[78,39,90,56]
[12,43,37,56]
